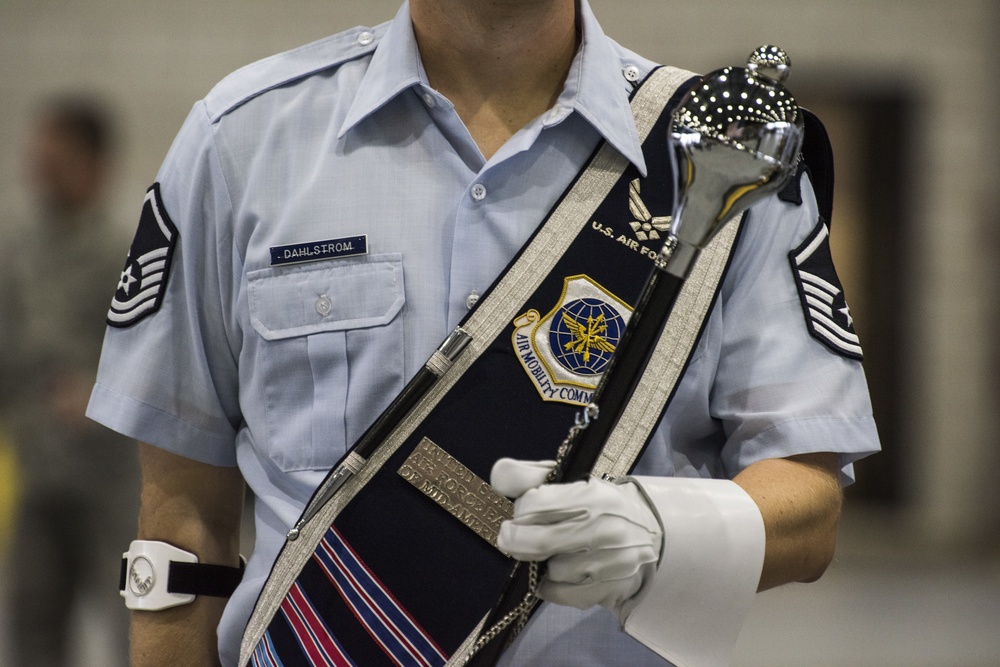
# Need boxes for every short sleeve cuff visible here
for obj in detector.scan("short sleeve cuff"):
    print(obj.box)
[87,381,238,467]
[725,415,880,486]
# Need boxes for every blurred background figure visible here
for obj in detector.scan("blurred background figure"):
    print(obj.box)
[0,94,138,667]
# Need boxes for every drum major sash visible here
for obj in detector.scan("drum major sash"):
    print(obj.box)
[241,65,746,667]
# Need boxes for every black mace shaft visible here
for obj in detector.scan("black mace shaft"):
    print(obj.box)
[559,263,686,483]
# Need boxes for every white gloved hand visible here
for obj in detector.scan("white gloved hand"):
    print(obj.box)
[491,458,663,616]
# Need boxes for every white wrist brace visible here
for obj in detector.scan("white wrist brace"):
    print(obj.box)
[120,540,245,611]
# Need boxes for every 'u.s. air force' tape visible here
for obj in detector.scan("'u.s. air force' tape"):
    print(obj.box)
[788,220,863,360]
[107,183,178,328]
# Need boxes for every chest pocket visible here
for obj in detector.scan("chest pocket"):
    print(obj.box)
[247,255,405,472]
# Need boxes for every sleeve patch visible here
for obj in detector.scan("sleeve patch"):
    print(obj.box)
[788,220,863,360]
[107,183,178,328]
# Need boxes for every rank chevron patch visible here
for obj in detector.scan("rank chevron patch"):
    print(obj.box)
[107,183,178,328]
[789,221,863,360]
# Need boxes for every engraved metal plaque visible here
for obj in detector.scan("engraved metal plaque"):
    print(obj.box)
[399,438,513,548]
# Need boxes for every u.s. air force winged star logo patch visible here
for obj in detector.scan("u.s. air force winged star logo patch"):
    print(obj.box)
[789,220,863,360]
[512,275,633,405]
[626,178,672,241]
[107,183,178,328]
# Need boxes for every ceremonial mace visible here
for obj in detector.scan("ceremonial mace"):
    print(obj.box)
[461,45,807,666]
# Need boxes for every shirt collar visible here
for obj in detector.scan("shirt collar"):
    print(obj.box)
[565,0,645,174]
[338,2,424,139]
[339,0,646,174]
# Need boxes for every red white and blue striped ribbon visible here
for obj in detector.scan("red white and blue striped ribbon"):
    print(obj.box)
[251,630,285,667]
[314,527,448,667]
[276,581,357,667]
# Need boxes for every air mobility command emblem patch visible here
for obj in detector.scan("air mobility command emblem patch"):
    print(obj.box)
[107,183,178,328]
[512,275,633,406]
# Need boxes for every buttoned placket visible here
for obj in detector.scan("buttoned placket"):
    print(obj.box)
[447,169,496,327]
[422,81,583,328]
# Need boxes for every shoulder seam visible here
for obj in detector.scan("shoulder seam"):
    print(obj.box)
[203,21,390,122]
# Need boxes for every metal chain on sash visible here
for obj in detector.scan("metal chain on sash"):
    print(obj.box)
[459,404,600,665]
[458,565,540,666]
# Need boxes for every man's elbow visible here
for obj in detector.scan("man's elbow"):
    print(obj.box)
[799,487,842,583]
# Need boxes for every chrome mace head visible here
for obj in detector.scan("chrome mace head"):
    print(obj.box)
[668,46,804,262]
[747,44,792,84]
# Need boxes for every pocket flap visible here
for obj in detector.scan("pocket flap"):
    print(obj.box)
[248,255,404,340]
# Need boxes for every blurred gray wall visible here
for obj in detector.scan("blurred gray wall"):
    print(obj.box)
[1,0,997,553]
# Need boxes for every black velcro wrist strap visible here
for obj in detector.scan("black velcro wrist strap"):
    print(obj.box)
[167,559,246,598]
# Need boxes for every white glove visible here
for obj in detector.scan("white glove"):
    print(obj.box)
[491,458,663,616]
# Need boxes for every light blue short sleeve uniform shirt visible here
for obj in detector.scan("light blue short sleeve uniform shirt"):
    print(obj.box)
[88,2,879,664]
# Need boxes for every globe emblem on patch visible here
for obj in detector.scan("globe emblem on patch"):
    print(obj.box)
[549,298,625,376]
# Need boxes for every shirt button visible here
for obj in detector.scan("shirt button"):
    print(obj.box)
[466,291,480,310]
[316,295,333,317]
[471,183,487,201]
[422,92,437,108]
[623,65,641,82]
[357,31,374,46]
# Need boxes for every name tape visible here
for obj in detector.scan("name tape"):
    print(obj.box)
[270,235,368,266]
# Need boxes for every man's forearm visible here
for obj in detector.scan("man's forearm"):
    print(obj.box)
[734,452,843,591]
[132,443,245,666]
[131,598,230,667]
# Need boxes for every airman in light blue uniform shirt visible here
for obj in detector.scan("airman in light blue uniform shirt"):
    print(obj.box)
[88,1,879,664]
